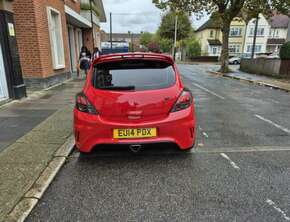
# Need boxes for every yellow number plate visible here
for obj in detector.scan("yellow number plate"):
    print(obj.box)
[113,128,157,139]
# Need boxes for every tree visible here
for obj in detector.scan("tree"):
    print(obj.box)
[185,37,201,58]
[280,42,290,60]
[153,0,290,73]
[148,41,161,53]
[140,32,154,48]
[158,38,173,53]
[158,11,192,41]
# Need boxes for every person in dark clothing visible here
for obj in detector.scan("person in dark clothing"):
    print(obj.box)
[79,46,91,77]
[92,47,101,60]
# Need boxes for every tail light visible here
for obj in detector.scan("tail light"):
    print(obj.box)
[171,88,193,112]
[75,92,98,114]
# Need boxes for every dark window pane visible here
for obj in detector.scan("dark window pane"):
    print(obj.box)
[93,60,176,91]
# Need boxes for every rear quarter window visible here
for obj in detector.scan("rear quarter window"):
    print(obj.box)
[93,60,176,91]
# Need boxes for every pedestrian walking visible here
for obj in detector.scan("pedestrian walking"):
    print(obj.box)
[92,47,101,61]
[78,46,91,78]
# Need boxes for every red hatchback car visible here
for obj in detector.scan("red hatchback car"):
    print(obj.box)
[74,53,196,153]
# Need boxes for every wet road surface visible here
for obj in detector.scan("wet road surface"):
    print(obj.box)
[27,64,290,222]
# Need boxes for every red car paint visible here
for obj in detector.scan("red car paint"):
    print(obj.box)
[74,53,196,152]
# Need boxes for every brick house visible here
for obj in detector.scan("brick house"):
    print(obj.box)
[12,0,106,88]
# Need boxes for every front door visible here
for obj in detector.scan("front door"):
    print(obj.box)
[212,47,217,55]
[0,41,9,101]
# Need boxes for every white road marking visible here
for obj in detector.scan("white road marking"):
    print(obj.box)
[202,132,209,138]
[192,83,225,100]
[220,153,240,170]
[268,98,280,104]
[255,115,290,134]
[266,199,290,221]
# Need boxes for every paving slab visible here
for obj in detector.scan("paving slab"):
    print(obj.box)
[0,79,84,221]
[0,161,48,221]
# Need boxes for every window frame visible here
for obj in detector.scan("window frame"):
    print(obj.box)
[229,44,241,53]
[230,27,242,37]
[247,44,262,53]
[47,7,65,70]
[249,27,265,37]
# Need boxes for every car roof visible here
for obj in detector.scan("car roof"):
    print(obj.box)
[93,52,174,65]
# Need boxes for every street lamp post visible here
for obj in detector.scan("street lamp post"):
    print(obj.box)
[173,13,178,60]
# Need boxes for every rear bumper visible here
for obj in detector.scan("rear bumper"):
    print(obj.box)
[74,107,195,152]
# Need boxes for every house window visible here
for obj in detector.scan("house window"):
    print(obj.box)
[230,27,242,36]
[229,44,241,53]
[250,27,265,36]
[210,30,214,38]
[247,45,262,53]
[47,7,65,69]
[269,29,273,37]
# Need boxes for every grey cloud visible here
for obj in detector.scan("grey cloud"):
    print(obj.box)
[101,0,207,33]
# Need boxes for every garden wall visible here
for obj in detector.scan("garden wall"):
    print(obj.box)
[240,58,290,78]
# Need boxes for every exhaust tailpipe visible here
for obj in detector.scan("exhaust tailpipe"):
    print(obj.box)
[129,144,142,153]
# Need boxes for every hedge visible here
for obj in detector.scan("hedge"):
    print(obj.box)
[280,41,290,60]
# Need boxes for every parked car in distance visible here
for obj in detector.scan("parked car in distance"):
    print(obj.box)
[229,56,241,65]
[74,53,196,153]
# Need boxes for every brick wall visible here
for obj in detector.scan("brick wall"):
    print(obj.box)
[64,0,80,13]
[83,28,94,52]
[13,0,71,79]
[13,0,43,78]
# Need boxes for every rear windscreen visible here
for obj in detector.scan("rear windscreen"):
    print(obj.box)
[93,60,176,91]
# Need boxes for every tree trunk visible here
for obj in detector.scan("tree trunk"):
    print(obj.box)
[219,21,231,73]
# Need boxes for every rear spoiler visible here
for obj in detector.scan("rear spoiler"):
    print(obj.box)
[93,53,174,65]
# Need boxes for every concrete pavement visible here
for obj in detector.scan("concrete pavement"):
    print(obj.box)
[26,64,290,221]
[0,79,84,221]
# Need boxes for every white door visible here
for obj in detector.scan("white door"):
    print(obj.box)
[212,47,217,55]
[68,26,77,72]
[0,42,9,101]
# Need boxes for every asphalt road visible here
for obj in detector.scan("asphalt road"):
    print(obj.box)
[27,64,290,222]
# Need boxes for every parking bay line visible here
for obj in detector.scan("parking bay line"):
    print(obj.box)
[220,153,240,170]
[255,114,290,135]
[202,132,209,138]
[266,199,290,221]
[192,83,225,100]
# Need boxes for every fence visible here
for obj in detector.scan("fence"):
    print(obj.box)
[240,58,290,78]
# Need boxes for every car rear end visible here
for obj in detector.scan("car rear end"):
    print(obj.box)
[74,53,196,152]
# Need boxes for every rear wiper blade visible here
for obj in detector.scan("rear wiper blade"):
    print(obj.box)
[98,86,135,90]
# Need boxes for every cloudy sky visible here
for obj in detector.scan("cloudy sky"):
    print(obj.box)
[100,0,209,34]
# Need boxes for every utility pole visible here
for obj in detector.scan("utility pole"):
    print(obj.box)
[131,32,134,52]
[173,14,178,60]
[90,0,95,49]
[110,12,113,50]
[251,15,259,59]
[287,17,290,41]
